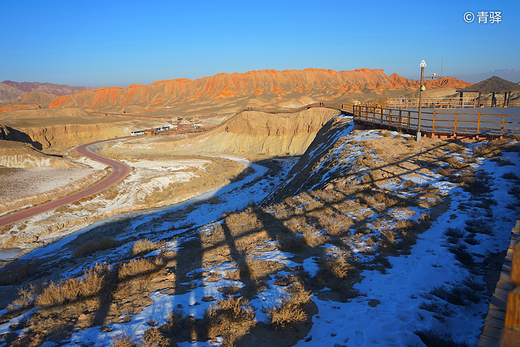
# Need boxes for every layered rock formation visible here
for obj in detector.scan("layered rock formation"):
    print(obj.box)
[48,69,471,112]
[0,139,82,168]
[0,108,151,148]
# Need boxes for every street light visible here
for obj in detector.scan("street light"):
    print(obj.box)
[417,60,426,141]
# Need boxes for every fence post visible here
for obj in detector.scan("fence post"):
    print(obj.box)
[432,110,436,133]
[477,110,481,135]
[372,107,375,123]
[398,108,402,133]
[454,114,458,134]
[407,111,411,130]
[501,114,506,136]
[380,107,384,124]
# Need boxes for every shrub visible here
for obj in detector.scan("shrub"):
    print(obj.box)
[205,297,255,347]
[111,333,138,347]
[443,227,464,239]
[502,172,520,181]
[448,244,474,267]
[322,255,354,279]
[414,329,469,347]
[265,284,312,329]
[464,218,493,235]
[429,283,480,306]
[418,300,453,322]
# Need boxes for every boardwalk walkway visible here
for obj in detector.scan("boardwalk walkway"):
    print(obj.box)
[350,106,520,138]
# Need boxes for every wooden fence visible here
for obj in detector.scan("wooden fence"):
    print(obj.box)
[351,105,520,137]
[478,217,520,347]
[384,97,520,109]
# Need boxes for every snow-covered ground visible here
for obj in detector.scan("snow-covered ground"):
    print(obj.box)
[1,124,519,347]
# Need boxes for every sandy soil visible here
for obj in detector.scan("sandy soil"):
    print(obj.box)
[0,167,96,200]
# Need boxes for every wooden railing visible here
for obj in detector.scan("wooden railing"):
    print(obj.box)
[351,105,520,136]
[500,227,520,346]
[386,97,520,109]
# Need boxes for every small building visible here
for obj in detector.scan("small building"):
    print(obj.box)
[144,129,159,136]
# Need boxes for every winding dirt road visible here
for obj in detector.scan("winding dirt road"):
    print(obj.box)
[0,138,131,228]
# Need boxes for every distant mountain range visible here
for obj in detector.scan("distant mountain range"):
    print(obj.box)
[0,81,93,103]
[47,68,470,112]
[456,68,520,83]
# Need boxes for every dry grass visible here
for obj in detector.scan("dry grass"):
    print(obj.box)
[0,262,35,286]
[132,239,161,257]
[205,297,256,347]
[74,236,120,258]
[225,209,262,236]
[112,333,139,347]
[118,256,165,279]
[36,263,112,307]
[265,283,312,328]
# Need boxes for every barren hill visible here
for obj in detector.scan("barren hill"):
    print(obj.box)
[48,69,471,113]
[0,108,170,149]
[102,107,342,157]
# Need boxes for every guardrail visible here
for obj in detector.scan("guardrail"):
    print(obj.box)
[500,224,520,346]
[352,105,520,137]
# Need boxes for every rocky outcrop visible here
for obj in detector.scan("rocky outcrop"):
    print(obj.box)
[48,69,472,111]
[0,140,82,168]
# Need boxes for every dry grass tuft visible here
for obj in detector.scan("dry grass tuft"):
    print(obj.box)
[74,236,120,258]
[112,332,139,347]
[119,256,165,280]
[322,252,354,279]
[265,283,312,328]
[225,210,262,236]
[36,263,112,307]
[205,297,255,347]
[132,239,161,257]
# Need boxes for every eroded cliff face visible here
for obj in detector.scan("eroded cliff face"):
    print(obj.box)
[102,107,341,157]
[48,69,472,111]
[0,108,142,148]
[0,139,82,168]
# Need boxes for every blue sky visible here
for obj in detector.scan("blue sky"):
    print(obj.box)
[1,0,519,87]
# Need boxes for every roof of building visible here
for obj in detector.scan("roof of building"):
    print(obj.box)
[456,76,520,93]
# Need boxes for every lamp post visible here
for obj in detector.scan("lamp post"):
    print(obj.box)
[417,60,426,141]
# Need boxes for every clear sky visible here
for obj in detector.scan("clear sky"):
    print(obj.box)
[1,0,519,88]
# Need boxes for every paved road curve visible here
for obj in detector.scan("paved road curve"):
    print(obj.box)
[0,138,131,228]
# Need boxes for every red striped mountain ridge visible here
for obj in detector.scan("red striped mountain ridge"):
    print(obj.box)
[47,68,471,112]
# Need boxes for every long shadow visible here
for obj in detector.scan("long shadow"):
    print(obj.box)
[0,124,470,345]
[0,125,43,150]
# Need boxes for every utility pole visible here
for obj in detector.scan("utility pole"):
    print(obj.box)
[417,60,426,141]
